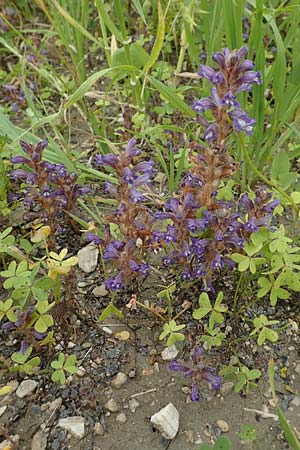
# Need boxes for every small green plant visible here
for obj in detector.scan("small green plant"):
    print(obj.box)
[235,366,262,394]
[250,315,279,345]
[239,424,257,443]
[51,353,78,384]
[11,346,41,374]
[159,320,185,347]
[231,242,265,274]
[201,327,226,349]
[199,436,231,450]
[193,291,228,329]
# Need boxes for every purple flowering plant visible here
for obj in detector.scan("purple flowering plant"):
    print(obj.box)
[169,346,222,401]
[91,139,155,292]
[10,140,89,241]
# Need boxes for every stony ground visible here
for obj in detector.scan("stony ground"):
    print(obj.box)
[1,244,300,450]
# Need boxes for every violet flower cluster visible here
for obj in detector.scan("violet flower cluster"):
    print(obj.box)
[152,46,278,289]
[1,80,35,113]
[90,139,155,291]
[192,45,262,145]
[10,140,89,233]
[169,346,222,401]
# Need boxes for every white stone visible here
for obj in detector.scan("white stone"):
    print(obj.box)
[295,364,300,375]
[116,412,127,423]
[31,431,47,450]
[161,345,179,361]
[16,380,38,398]
[77,245,99,273]
[220,382,234,397]
[128,398,140,413]
[58,416,85,439]
[94,421,105,435]
[291,396,300,407]
[111,372,127,389]
[104,399,119,412]
[150,403,179,439]
[0,406,7,417]
[76,366,86,377]
[92,284,108,297]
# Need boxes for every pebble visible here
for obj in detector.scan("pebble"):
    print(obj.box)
[216,420,229,432]
[92,284,108,297]
[111,372,127,389]
[184,430,194,443]
[0,406,7,416]
[291,396,300,407]
[94,422,105,436]
[16,380,38,398]
[128,398,140,413]
[220,382,234,397]
[102,327,113,335]
[77,244,99,273]
[128,368,136,378]
[49,397,63,412]
[5,380,19,393]
[76,366,86,377]
[161,345,179,361]
[31,431,47,450]
[295,364,300,375]
[58,416,85,439]
[67,342,76,349]
[104,399,119,412]
[181,387,190,394]
[116,412,127,423]
[150,403,179,440]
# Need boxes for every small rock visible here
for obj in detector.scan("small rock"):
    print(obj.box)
[94,421,105,436]
[58,416,85,439]
[150,403,179,439]
[184,430,194,443]
[295,364,300,375]
[76,366,86,377]
[116,412,127,423]
[92,284,108,297]
[220,382,234,397]
[67,342,76,349]
[102,327,113,335]
[291,396,300,407]
[128,368,136,378]
[0,406,7,417]
[194,437,203,444]
[128,398,140,413]
[216,420,229,432]
[111,372,127,389]
[104,399,119,412]
[16,380,38,398]
[77,281,88,288]
[77,245,99,273]
[154,362,160,374]
[31,431,47,450]
[161,345,179,361]
[181,387,190,394]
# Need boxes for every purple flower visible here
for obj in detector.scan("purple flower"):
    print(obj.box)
[95,154,119,168]
[229,109,256,135]
[85,232,104,245]
[168,346,222,402]
[125,139,141,159]
[204,123,218,142]
[105,271,124,291]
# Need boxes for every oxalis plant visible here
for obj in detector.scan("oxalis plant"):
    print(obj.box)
[86,45,300,401]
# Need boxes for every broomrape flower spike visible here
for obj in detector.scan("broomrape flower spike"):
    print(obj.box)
[169,346,222,401]
[93,139,154,291]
